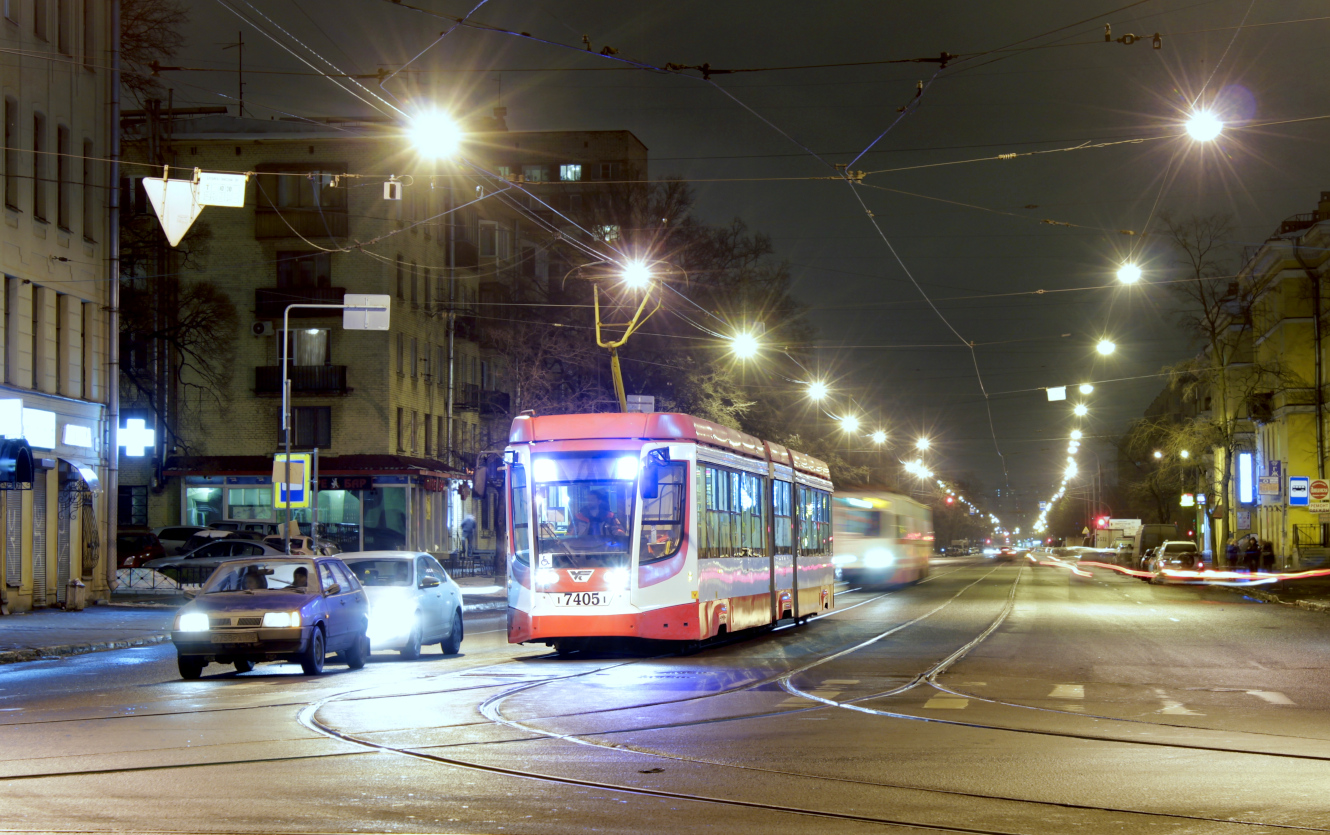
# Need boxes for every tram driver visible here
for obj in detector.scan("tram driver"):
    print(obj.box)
[575,489,626,537]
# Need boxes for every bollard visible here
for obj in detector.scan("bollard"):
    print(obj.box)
[65,578,86,611]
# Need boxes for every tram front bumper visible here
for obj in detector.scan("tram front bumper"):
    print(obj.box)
[508,601,703,643]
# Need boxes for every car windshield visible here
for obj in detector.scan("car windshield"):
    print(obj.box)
[531,453,636,568]
[201,559,317,594]
[1164,543,1195,553]
[344,559,411,586]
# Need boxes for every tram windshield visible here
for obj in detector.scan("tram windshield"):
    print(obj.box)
[531,454,637,568]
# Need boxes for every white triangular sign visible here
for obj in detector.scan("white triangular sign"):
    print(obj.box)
[142,177,203,247]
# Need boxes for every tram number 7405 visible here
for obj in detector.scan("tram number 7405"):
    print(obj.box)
[555,592,611,607]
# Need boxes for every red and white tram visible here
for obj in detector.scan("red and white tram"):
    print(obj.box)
[503,412,836,650]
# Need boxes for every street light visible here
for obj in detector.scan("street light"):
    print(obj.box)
[806,380,829,401]
[621,260,651,290]
[916,437,931,451]
[407,109,463,159]
[1116,263,1142,284]
[1073,403,1089,417]
[871,430,887,444]
[1070,429,1083,440]
[1153,450,1163,459]
[1180,449,1191,459]
[1185,110,1223,142]
[1096,339,1116,355]
[730,331,760,359]
[1078,383,1094,395]
[839,414,861,433]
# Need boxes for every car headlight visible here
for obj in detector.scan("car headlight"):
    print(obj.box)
[864,549,894,569]
[535,568,559,586]
[262,611,301,628]
[177,612,209,632]
[604,567,629,591]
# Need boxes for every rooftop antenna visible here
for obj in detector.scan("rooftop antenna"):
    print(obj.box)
[220,32,244,117]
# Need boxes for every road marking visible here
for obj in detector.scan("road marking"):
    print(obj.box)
[1048,684,1084,699]
[960,681,986,686]
[806,690,842,701]
[1248,690,1295,705]
[1169,617,1180,622]
[822,679,860,685]
[1154,688,1204,715]
[922,697,968,709]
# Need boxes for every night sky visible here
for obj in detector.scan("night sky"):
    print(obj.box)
[167,0,1330,518]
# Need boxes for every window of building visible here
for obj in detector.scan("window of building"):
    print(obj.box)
[479,221,496,257]
[270,170,343,209]
[55,124,69,230]
[521,164,546,182]
[395,254,405,298]
[276,251,331,287]
[396,407,405,450]
[3,98,16,210]
[410,410,418,452]
[277,328,329,366]
[4,0,15,24]
[421,267,431,308]
[424,413,432,455]
[496,227,512,260]
[55,0,69,54]
[594,224,620,242]
[559,164,581,182]
[409,336,417,378]
[598,162,621,180]
[226,487,273,522]
[395,332,404,374]
[495,165,512,179]
[81,138,94,240]
[118,485,147,527]
[437,415,445,451]
[32,112,46,220]
[291,406,331,448]
[81,0,93,68]
[33,0,45,39]
[410,262,418,306]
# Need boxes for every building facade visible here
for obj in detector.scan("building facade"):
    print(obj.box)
[118,112,646,566]
[0,0,116,612]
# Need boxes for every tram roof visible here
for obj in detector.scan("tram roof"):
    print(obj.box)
[509,412,831,480]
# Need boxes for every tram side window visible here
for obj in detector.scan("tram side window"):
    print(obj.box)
[641,462,686,563]
[844,508,881,537]
[703,466,731,558]
[797,485,831,555]
[510,464,530,565]
[740,471,765,554]
[773,480,793,551]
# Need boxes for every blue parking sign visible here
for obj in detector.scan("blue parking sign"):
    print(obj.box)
[1290,476,1310,506]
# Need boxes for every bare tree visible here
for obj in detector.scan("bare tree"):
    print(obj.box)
[120,0,188,107]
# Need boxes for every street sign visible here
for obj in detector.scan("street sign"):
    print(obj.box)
[1039,501,1047,511]
[1258,476,1281,496]
[342,294,391,331]
[1180,493,1195,507]
[1311,479,1330,513]
[1046,386,1067,401]
[272,453,311,508]
[625,394,655,413]
[1290,476,1310,506]
[142,176,203,247]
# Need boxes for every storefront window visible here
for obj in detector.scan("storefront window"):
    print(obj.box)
[362,487,407,551]
[226,487,273,521]
[185,487,224,526]
[318,489,362,553]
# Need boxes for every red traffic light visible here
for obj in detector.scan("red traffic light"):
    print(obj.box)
[945,496,954,504]
[1096,517,1109,528]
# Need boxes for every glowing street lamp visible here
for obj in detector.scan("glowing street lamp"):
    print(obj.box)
[1153,450,1163,459]
[730,331,760,359]
[1096,339,1116,356]
[915,437,931,451]
[1070,429,1083,440]
[839,414,861,433]
[1116,263,1142,284]
[407,110,463,159]
[621,260,651,290]
[1180,449,1191,459]
[1078,383,1094,395]
[1073,403,1089,417]
[1185,110,1223,142]
[806,380,829,401]
[870,430,887,445]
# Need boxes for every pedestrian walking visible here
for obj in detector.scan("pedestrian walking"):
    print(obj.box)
[1243,536,1261,573]
[1225,536,1239,569]
[1260,540,1275,573]
[460,513,477,560]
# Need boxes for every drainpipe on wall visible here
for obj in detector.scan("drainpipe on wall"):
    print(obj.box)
[445,183,456,548]
[105,0,121,595]
[1294,244,1325,480]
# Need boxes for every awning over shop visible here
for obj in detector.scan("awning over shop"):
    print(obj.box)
[60,459,102,494]
[0,438,34,487]
[162,454,462,480]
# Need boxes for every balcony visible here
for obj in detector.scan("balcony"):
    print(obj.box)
[480,389,510,418]
[256,208,348,239]
[255,286,349,319]
[455,383,480,411]
[254,365,350,396]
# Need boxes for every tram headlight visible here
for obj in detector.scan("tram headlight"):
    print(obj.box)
[532,458,558,482]
[864,549,895,569]
[614,456,638,480]
[604,567,630,591]
[535,568,560,586]
[832,555,857,566]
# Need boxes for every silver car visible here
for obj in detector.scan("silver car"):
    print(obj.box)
[343,552,464,658]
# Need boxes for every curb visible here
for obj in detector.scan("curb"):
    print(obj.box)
[1230,587,1330,612]
[0,633,171,665]
[462,600,506,613]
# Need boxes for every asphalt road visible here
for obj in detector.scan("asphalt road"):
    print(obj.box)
[3,558,1330,834]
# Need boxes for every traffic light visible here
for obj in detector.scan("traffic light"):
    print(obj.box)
[945,496,954,505]
[1097,516,1109,528]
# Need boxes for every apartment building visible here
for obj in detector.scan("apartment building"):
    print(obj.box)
[0,0,116,612]
[118,112,647,564]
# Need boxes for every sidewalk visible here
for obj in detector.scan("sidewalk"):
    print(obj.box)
[1234,576,1330,612]
[0,605,176,665]
[454,573,508,612]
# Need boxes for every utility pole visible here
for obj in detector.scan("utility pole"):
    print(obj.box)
[221,32,244,117]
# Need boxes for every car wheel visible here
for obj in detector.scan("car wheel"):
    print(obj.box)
[233,659,255,673]
[300,628,326,675]
[440,611,463,655]
[345,631,369,669]
[400,620,423,660]
[178,655,205,680]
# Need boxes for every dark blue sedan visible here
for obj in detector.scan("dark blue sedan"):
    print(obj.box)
[170,556,370,679]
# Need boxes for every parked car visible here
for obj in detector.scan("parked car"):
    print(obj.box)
[1149,541,1203,573]
[210,521,282,536]
[178,529,266,554]
[343,551,464,658]
[144,539,289,585]
[153,525,206,555]
[170,555,371,678]
[117,529,166,568]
